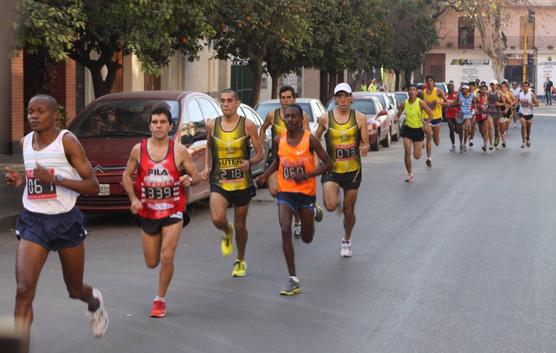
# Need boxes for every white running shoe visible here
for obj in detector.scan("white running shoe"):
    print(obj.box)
[90,288,109,338]
[341,240,352,257]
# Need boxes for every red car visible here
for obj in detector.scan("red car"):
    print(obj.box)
[68,91,221,212]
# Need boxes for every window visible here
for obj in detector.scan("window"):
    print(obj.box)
[182,99,207,145]
[458,17,475,49]
[197,98,221,120]
[519,16,535,49]
[185,100,204,123]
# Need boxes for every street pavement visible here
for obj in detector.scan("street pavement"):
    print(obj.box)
[1,108,556,353]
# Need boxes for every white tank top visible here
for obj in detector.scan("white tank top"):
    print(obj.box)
[518,91,534,116]
[22,129,81,214]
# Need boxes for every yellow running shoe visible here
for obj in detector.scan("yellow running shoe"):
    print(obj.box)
[231,259,247,277]
[221,222,234,257]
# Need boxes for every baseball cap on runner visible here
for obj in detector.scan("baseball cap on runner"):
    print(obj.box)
[334,83,352,95]
[490,79,499,85]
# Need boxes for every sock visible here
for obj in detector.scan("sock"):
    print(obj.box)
[290,276,299,283]
[154,296,165,302]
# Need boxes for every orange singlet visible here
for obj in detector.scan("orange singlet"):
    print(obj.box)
[277,130,316,196]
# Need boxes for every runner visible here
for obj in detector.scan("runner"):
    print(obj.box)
[256,104,332,295]
[468,81,478,147]
[259,85,310,238]
[316,83,369,257]
[454,83,475,152]
[517,81,539,148]
[396,84,434,182]
[201,89,264,277]
[511,82,522,127]
[475,84,493,151]
[487,80,505,149]
[445,82,459,152]
[422,75,447,167]
[499,81,516,148]
[122,103,201,318]
[4,95,108,353]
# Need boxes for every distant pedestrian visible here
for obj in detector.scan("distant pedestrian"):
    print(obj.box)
[544,77,553,105]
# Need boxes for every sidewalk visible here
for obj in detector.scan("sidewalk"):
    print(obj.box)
[0,154,24,232]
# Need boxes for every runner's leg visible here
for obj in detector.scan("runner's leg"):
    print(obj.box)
[267,171,278,198]
[278,203,295,276]
[322,181,341,212]
[233,204,250,261]
[157,221,183,297]
[58,244,100,311]
[403,138,413,175]
[342,189,358,242]
[210,192,232,233]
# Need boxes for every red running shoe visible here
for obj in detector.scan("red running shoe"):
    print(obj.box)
[150,299,166,318]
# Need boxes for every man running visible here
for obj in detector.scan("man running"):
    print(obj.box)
[422,75,447,166]
[468,81,478,147]
[122,103,201,318]
[517,81,539,148]
[4,95,108,353]
[259,85,309,237]
[201,89,264,277]
[444,82,459,151]
[256,104,332,295]
[454,84,475,152]
[396,84,434,182]
[511,82,522,127]
[315,83,369,257]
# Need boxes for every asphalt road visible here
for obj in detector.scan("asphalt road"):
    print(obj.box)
[1,113,556,353]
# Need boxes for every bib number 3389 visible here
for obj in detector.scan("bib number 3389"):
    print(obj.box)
[26,169,57,200]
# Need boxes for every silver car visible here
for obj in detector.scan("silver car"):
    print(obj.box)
[254,98,327,135]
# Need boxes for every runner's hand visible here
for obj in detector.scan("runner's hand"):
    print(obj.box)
[254,175,266,188]
[292,171,307,183]
[4,166,23,187]
[130,198,142,214]
[179,174,193,187]
[33,163,55,184]
[239,160,250,172]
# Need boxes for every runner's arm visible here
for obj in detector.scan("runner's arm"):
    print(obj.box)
[532,94,539,107]
[419,99,434,120]
[395,102,405,120]
[201,120,214,180]
[259,112,273,144]
[355,111,369,157]
[308,135,332,178]
[54,132,99,195]
[176,144,201,187]
[4,139,25,187]
[122,143,141,204]
[256,135,280,186]
[315,113,328,139]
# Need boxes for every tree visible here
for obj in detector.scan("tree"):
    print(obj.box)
[443,0,515,80]
[210,0,310,105]
[385,0,437,90]
[16,0,214,98]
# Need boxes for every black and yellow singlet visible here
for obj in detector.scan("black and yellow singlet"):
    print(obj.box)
[325,109,361,174]
[272,108,286,144]
[210,116,252,191]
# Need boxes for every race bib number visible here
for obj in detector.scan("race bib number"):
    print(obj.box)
[143,186,174,201]
[282,165,306,179]
[26,169,56,200]
[221,168,244,181]
[335,144,358,160]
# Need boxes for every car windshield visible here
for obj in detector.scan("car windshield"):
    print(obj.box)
[71,100,180,138]
[255,102,315,122]
[327,99,376,115]
[395,93,408,105]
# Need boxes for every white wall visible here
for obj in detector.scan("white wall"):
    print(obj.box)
[536,54,556,95]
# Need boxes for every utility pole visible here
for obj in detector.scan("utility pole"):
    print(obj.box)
[523,9,535,83]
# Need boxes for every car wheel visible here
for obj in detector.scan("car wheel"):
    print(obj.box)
[370,130,380,151]
[392,122,400,141]
[382,129,391,147]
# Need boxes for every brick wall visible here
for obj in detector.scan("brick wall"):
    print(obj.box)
[10,50,24,146]
[51,60,77,126]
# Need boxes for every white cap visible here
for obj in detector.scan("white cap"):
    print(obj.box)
[334,82,352,95]
[462,84,470,89]
[490,79,498,85]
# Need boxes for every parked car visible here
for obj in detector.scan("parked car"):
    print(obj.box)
[69,91,223,212]
[237,103,270,176]
[254,98,326,135]
[365,92,400,144]
[394,91,409,109]
[326,92,396,151]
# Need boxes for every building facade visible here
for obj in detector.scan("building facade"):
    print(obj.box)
[424,1,556,95]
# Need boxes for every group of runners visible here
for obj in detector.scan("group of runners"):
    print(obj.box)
[396,75,539,182]
[4,82,370,352]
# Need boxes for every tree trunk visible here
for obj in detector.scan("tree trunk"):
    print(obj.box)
[328,69,337,97]
[394,69,401,91]
[404,69,413,88]
[320,70,329,103]
[269,70,284,99]
[88,60,122,98]
[337,70,344,83]
[250,60,263,106]
[491,56,505,82]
